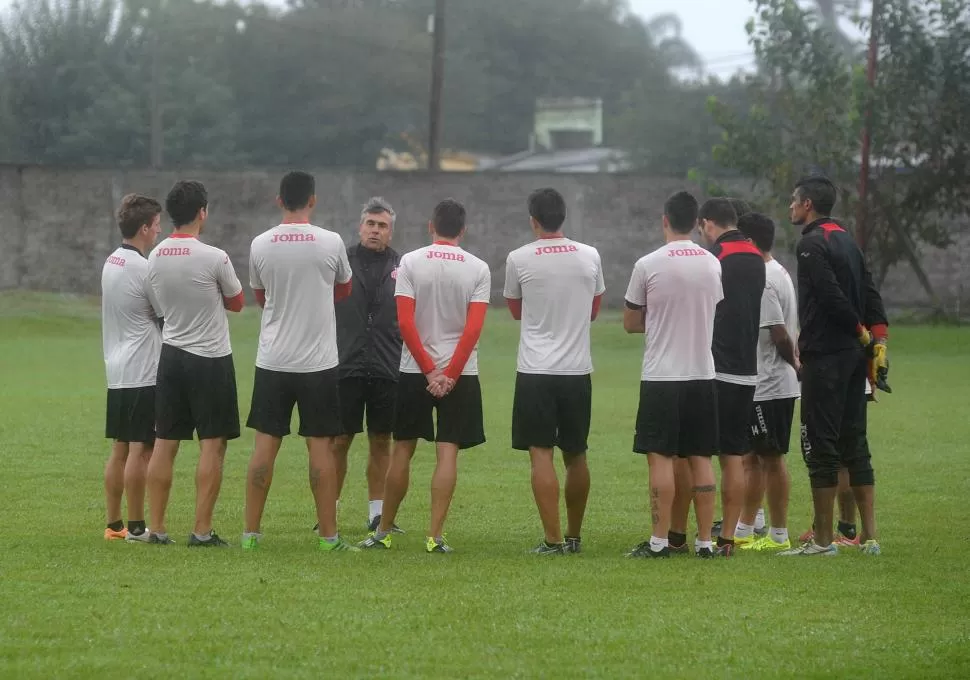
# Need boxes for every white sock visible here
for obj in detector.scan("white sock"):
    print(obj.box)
[754,508,766,530]
[193,531,212,541]
[242,531,261,539]
[323,535,338,543]
[735,521,754,539]
[368,499,383,522]
[770,527,789,544]
[649,536,668,553]
[695,539,713,551]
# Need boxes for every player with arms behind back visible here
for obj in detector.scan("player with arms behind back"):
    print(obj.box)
[145,181,245,547]
[504,188,605,555]
[243,171,357,552]
[358,199,490,553]
[623,191,723,559]
[101,194,163,542]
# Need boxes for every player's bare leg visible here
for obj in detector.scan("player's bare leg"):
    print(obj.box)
[811,486,839,547]
[838,467,856,524]
[852,485,877,543]
[333,434,354,499]
[717,455,745,542]
[647,453,675,540]
[194,437,227,535]
[669,457,693,538]
[147,438,180,536]
[563,452,589,540]
[688,456,716,543]
[124,442,151,526]
[529,447,562,544]
[307,436,339,537]
[367,432,392,503]
[763,455,790,531]
[104,441,129,532]
[429,442,459,539]
[378,440,417,535]
[244,433,283,534]
[740,453,764,526]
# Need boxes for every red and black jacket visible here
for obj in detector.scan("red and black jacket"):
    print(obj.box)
[796,218,888,357]
[710,230,766,379]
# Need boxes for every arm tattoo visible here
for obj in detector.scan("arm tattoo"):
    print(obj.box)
[693,484,716,493]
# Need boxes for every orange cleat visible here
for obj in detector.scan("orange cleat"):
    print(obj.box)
[104,527,128,541]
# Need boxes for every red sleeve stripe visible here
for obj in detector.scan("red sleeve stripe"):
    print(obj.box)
[445,302,488,381]
[223,291,245,312]
[253,289,266,308]
[591,294,603,321]
[334,280,352,302]
[506,297,522,320]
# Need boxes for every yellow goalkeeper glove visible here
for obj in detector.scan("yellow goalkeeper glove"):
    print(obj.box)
[868,340,891,393]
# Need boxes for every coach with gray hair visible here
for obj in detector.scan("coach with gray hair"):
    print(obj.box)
[330,197,405,534]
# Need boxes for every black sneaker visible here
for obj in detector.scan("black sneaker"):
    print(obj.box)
[148,533,175,545]
[564,536,582,554]
[626,541,670,558]
[368,514,405,535]
[530,540,566,555]
[696,547,716,558]
[188,532,229,548]
[668,541,690,555]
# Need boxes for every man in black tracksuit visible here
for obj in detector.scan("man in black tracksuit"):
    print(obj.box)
[333,197,404,534]
[782,176,888,556]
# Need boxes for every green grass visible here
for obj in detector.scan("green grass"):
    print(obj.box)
[1,291,969,678]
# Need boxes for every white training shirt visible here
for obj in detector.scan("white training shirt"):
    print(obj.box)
[504,237,605,375]
[249,223,352,373]
[624,240,723,381]
[101,245,163,389]
[395,243,491,375]
[755,258,801,401]
[148,234,243,358]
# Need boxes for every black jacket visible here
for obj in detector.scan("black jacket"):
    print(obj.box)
[710,230,766,379]
[336,244,402,381]
[796,218,888,357]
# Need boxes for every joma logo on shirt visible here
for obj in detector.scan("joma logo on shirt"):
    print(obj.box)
[534,245,579,255]
[271,233,316,243]
[426,250,465,262]
[668,248,707,257]
[157,247,190,257]
[107,255,126,267]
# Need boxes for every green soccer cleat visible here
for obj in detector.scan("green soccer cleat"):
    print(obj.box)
[241,534,261,550]
[319,536,360,552]
[741,535,791,552]
[357,533,392,550]
[426,536,454,553]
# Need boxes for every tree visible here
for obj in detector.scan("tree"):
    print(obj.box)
[708,0,970,310]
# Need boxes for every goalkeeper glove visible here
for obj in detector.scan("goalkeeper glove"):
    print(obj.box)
[857,323,873,349]
[869,340,891,393]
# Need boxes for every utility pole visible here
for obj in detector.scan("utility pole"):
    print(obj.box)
[427,0,446,171]
[856,0,881,252]
[150,20,163,169]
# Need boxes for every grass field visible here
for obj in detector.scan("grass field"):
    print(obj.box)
[1,291,969,679]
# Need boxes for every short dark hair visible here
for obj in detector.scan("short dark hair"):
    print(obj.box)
[117,194,161,239]
[432,198,466,238]
[663,191,699,234]
[794,175,837,216]
[698,198,738,228]
[165,180,208,228]
[727,197,752,219]
[279,171,315,211]
[737,212,776,253]
[528,187,566,232]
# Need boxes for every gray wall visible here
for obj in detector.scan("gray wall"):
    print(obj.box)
[0,165,966,314]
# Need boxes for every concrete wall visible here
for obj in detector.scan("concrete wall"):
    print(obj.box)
[1,165,966,314]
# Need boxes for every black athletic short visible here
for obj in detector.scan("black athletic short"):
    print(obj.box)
[512,373,591,454]
[800,348,873,489]
[155,344,240,441]
[339,377,395,436]
[749,398,796,455]
[393,372,485,450]
[105,386,156,444]
[716,380,757,455]
[246,366,342,438]
[633,380,719,457]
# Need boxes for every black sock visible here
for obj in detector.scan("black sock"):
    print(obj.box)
[717,536,735,547]
[128,520,146,536]
[668,531,687,546]
[107,520,124,532]
[837,521,857,539]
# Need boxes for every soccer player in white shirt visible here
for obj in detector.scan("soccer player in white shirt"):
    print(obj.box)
[100,194,163,541]
[734,213,800,552]
[623,191,723,558]
[242,171,356,552]
[504,188,605,555]
[145,180,245,547]
[358,199,491,553]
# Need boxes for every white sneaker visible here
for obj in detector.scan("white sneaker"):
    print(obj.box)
[125,529,152,543]
[778,541,838,556]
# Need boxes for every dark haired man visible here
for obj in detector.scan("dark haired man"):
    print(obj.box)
[101,194,163,542]
[146,180,245,547]
[780,176,887,556]
[359,199,490,553]
[735,212,799,552]
[504,188,605,555]
[243,171,357,552]
[623,191,722,559]
[681,197,765,558]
